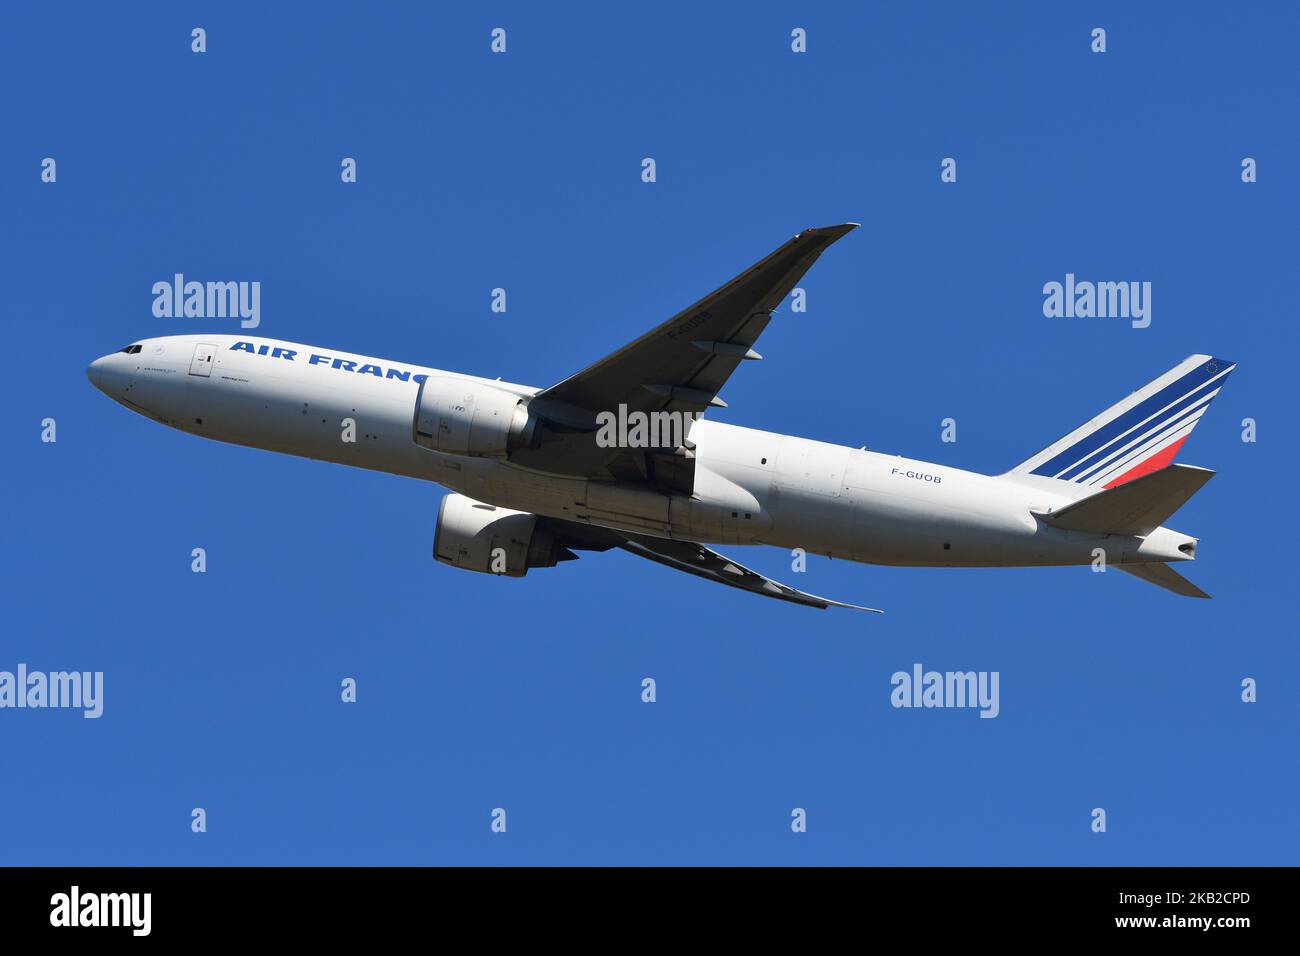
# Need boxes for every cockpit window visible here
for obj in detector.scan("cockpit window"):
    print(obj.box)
[119,344,143,354]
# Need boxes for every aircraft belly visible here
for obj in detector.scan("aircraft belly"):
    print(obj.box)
[472,464,771,544]
[744,445,1089,567]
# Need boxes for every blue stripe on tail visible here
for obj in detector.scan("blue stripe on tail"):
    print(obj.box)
[1029,357,1233,480]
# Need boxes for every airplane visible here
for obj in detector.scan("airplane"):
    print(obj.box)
[87,224,1235,610]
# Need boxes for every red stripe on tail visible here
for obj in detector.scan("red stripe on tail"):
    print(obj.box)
[1103,436,1187,489]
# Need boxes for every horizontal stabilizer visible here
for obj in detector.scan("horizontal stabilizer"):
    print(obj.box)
[1116,562,1211,599]
[1038,463,1214,536]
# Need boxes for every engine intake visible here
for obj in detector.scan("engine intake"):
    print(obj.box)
[413,376,536,459]
[433,494,574,577]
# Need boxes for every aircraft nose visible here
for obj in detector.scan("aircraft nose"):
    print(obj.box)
[87,355,107,390]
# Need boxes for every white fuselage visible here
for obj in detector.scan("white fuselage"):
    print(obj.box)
[88,334,1195,569]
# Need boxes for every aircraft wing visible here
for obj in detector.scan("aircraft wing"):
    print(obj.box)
[619,535,881,611]
[510,224,859,493]
[538,517,880,611]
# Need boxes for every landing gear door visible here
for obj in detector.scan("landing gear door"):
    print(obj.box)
[189,343,217,377]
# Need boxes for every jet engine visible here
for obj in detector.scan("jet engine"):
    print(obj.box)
[413,376,538,459]
[433,494,576,577]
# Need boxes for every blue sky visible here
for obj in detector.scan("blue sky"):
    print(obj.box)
[2,2,1296,865]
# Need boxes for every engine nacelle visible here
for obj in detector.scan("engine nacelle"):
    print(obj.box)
[413,376,536,459]
[433,494,573,577]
